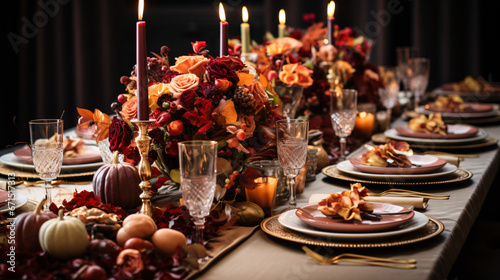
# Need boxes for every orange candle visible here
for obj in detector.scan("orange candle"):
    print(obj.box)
[244,177,278,217]
[355,111,375,139]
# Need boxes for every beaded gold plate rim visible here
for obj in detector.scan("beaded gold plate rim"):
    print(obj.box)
[321,165,472,186]
[260,214,444,248]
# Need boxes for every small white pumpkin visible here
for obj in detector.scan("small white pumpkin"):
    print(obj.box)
[39,208,89,259]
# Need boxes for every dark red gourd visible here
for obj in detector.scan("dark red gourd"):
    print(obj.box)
[14,198,57,252]
[92,151,141,209]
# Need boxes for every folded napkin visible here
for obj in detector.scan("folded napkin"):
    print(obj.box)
[309,194,428,210]
[433,155,462,167]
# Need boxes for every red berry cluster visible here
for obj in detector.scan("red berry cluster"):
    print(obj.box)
[224,170,240,193]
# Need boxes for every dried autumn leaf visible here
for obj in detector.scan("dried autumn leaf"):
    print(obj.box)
[77,107,95,121]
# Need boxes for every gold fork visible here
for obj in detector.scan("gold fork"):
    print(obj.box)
[302,247,416,269]
[368,188,450,200]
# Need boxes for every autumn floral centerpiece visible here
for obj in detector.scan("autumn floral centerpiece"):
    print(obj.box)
[79,41,287,201]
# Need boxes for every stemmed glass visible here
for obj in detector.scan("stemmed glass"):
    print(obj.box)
[29,119,64,210]
[409,58,431,110]
[276,119,309,209]
[378,66,401,129]
[330,89,357,162]
[396,47,417,107]
[178,140,218,245]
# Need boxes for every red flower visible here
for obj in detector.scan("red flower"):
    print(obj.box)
[191,41,207,54]
[109,118,132,152]
[179,89,198,110]
[182,98,213,135]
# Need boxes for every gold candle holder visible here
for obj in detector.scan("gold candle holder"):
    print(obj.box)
[131,119,154,217]
[323,61,340,91]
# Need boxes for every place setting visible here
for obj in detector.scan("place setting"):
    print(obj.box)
[411,94,500,124]
[0,122,105,179]
[322,140,472,186]
[261,183,444,249]
[379,111,498,150]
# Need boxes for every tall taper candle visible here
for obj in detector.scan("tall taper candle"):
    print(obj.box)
[278,9,286,38]
[241,6,250,54]
[219,3,228,57]
[136,0,148,120]
[327,1,335,45]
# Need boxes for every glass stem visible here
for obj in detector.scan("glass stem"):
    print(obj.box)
[287,176,297,207]
[44,181,52,211]
[339,136,347,161]
[193,218,205,245]
[386,108,392,129]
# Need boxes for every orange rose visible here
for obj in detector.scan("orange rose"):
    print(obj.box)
[266,37,303,55]
[170,55,210,77]
[169,74,199,98]
[120,95,138,120]
[278,64,313,87]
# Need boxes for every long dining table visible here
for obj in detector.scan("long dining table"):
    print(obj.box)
[1,116,499,280]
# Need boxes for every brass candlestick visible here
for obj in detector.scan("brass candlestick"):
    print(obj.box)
[323,61,340,91]
[131,119,154,217]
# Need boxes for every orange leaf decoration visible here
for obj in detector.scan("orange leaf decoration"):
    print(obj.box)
[76,107,95,121]
[76,107,111,144]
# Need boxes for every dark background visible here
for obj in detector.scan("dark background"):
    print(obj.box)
[3,0,500,149]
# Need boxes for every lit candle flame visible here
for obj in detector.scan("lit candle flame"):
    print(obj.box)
[242,6,248,23]
[279,9,286,24]
[138,0,144,20]
[219,2,226,22]
[360,112,367,118]
[328,1,335,18]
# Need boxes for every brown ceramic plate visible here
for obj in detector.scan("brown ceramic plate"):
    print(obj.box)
[350,155,447,174]
[295,204,414,233]
[13,145,102,165]
[395,125,479,139]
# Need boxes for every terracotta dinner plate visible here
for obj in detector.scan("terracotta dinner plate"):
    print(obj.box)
[350,155,446,175]
[13,145,102,165]
[295,204,414,233]
[395,125,479,139]
[427,103,493,113]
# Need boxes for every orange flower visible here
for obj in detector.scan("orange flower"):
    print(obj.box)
[169,74,199,98]
[278,63,313,87]
[120,96,138,121]
[148,83,171,110]
[170,55,210,77]
[248,80,269,108]
[266,37,303,55]
[317,183,373,221]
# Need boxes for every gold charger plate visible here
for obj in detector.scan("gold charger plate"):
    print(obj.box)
[372,133,498,150]
[321,165,472,186]
[0,162,96,180]
[261,215,444,248]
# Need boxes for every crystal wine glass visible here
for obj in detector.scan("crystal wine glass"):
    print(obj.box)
[409,58,431,110]
[178,140,218,246]
[396,47,417,107]
[29,119,64,211]
[378,66,401,129]
[330,88,357,162]
[276,119,308,209]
